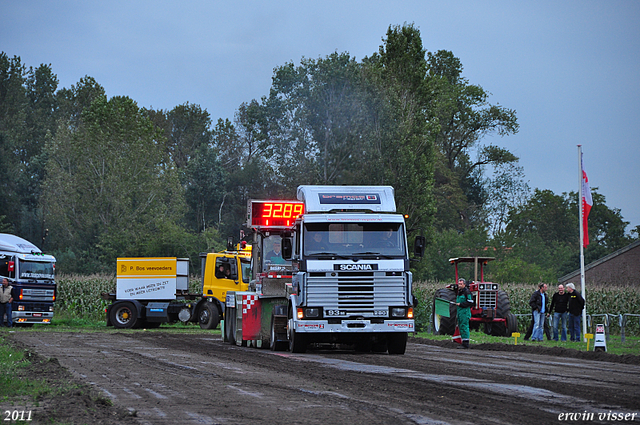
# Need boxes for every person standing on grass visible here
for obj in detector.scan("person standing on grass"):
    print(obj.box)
[549,284,570,342]
[455,278,474,349]
[566,283,585,342]
[529,283,548,342]
[0,278,14,328]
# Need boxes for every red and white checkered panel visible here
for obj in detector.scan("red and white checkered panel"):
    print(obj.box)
[242,295,259,314]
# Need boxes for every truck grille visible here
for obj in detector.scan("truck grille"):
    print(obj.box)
[306,272,406,315]
[477,291,497,309]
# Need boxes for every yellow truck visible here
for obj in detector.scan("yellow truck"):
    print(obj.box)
[103,243,252,329]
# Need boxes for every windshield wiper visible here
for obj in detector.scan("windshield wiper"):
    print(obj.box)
[353,252,397,259]
[308,252,350,259]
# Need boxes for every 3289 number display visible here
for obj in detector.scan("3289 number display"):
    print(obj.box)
[250,201,304,228]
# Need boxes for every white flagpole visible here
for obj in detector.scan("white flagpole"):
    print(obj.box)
[578,145,587,341]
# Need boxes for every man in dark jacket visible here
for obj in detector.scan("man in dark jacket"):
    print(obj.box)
[549,284,570,342]
[528,283,548,341]
[566,283,585,342]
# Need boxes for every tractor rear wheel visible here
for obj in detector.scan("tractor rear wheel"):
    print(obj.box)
[506,312,518,335]
[488,290,513,336]
[496,290,511,318]
[432,288,457,335]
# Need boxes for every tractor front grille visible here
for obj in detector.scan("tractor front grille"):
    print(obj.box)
[477,291,497,309]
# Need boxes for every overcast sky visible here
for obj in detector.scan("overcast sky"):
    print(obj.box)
[3,1,639,232]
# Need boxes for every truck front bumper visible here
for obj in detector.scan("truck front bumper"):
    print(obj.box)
[12,311,53,324]
[293,319,414,333]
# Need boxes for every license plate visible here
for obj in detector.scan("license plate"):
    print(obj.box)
[33,313,42,317]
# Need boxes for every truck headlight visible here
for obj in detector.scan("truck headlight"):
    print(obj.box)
[18,305,25,311]
[305,308,320,318]
[391,307,406,318]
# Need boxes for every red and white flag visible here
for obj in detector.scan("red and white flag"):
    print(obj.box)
[581,155,592,247]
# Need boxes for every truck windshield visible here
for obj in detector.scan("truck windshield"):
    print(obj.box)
[304,222,406,257]
[262,235,291,273]
[241,258,251,283]
[18,260,55,280]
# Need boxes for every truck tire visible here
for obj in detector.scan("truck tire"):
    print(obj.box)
[372,338,388,353]
[288,328,307,353]
[387,332,407,355]
[110,302,139,329]
[225,307,237,345]
[270,315,288,351]
[432,288,457,335]
[198,302,219,330]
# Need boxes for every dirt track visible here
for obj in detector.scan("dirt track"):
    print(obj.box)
[6,331,640,425]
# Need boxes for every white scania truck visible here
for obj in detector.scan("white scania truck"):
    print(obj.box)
[224,186,425,355]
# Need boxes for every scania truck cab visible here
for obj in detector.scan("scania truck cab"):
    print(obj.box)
[0,234,56,325]
[283,185,424,354]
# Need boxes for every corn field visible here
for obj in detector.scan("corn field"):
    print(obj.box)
[55,275,640,335]
[55,274,202,322]
[414,281,640,336]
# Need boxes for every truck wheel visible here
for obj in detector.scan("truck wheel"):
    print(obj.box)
[372,339,388,353]
[225,307,237,345]
[198,303,220,330]
[432,288,457,335]
[387,332,407,355]
[110,302,139,329]
[288,328,307,353]
[270,315,288,351]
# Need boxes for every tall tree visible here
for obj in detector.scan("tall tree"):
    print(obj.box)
[0,53,28,231]
[42,95,185,271]
[427,50,519,231]
[364,24,436,236]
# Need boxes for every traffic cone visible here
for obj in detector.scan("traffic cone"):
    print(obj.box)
[452,325,462,344]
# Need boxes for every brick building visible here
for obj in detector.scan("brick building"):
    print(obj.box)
[559,239,640,286]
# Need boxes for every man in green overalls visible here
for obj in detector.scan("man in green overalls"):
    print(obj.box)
[456,278,474,349]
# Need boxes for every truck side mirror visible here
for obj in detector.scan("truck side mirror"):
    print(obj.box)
[413,236,426,258]
[282,238,293,260]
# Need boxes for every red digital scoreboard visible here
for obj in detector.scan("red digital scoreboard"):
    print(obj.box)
[249,200,304,228]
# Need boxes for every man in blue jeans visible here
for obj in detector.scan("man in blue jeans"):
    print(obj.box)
[529,283,548,341]
[549,284,569,342]
[566,283,585,342]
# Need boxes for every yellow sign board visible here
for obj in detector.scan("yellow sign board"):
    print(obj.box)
[117,257,177,278]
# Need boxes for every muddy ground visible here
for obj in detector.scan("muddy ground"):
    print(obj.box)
[4,331,640,425]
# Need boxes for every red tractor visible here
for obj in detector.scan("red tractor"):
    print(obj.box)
[432,257,518,337]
